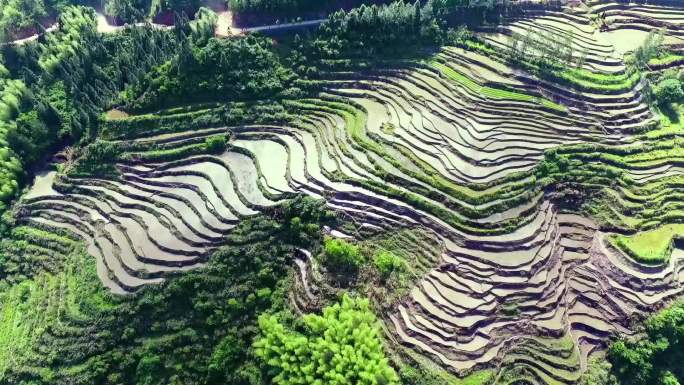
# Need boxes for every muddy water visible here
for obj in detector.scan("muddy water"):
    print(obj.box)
[97,180,215,244]
[232,139,294,194]
[145,173,238,221]
[598,28,651,56]
[121,179,225,239]
[218,152,278,207]
[24,170,61,200]
[131,178,233,232]
[172,161,257,216]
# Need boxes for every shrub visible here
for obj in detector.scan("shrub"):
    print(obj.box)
[501,303,520,317]
[373,250,405,278]
[654,78,684,106]
[535,151,571,179]
[205,135,227,153]
[73,140,119,176]
[322,237,364,271]
[578,358,617,385]
[80,140,118,164]
[446,25,473,47]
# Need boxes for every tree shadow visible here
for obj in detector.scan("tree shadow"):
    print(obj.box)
[660,103,681,125]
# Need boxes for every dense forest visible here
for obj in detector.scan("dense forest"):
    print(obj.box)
[0,0,72,40]
[0,5,199,212]
[230,0,341,13]
[229,0,499,13]
[104,0,202,23]
[0,0,203,39]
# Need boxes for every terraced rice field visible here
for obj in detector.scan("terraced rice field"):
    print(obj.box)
[14,2,684,383]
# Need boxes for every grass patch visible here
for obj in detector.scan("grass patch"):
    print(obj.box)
[557,68,641,92]
[642,103,684,139]
[400,348,494,385]
[648,54,684,67]
[612,224,684,264]
[429,60,566,112]
[562,67,635,86]
[105,109,129,120]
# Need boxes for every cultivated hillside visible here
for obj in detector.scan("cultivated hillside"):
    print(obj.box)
[2,1,684,385]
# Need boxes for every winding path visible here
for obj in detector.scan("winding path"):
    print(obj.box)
[241,18,325,33]
[1,24,58,46]
[3,8,326,46]
[95,10,325,35]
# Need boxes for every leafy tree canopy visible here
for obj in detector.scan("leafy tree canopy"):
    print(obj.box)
[254,294,399,385]
[608,301,684,385]
[123,34,295,111]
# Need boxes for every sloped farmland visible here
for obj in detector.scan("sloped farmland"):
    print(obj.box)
[14,3,684,384]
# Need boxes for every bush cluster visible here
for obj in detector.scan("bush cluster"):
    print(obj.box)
[373,250,405,278]
[322,237,364,271]
[654,77,684,106]
[608,301,684,385]
[254,294,399,385]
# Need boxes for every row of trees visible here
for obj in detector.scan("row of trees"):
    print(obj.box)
[285,0,449,70]
[104,0,201,23]
[318,1,444,51]
[506,29,584,73]
[292,0,512,67]
[230,0,339,13]
[229,0,500,18]
[0,0,203,40]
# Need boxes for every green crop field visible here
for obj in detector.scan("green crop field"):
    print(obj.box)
[612,224,684,264]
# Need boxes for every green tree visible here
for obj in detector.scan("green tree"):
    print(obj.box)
[578,358,618,385]
[662,372,680,385]
[7,110,54,165]
[608,301,684,385]
[654,78,683,106]
[373,250,404,279]
[204,135,227,153]
[322,237,364,271]
[136,355,165,385]
[254,295,399,385]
